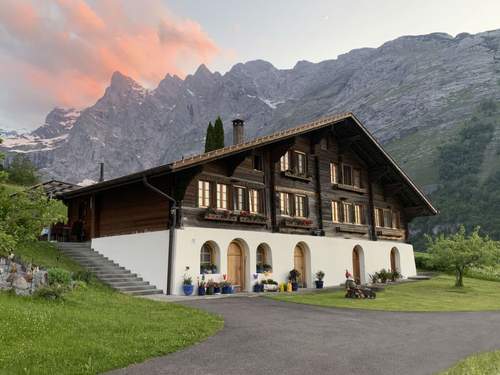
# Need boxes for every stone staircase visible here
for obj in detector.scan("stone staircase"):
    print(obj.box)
[56,242,163,296]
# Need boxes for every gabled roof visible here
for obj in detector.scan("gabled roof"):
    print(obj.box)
[62,112,437,216]
[28,179,80,197]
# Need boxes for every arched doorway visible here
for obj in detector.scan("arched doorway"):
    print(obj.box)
[228,241,245,291]
[390,247,400,272]
[352,245,364,284]
[294,245,306,287]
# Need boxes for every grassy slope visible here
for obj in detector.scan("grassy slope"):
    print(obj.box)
[0,242,223,375]
[440,351,500,375]
[269,275,500,312]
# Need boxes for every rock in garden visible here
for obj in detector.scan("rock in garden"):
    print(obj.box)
[33,271,48,288]
[12,276,29,290]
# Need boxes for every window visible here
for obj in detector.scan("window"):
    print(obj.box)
[253,155,263,171]
[216,183,228,210]
[331,201,340,222]
[354,204,365,225]
[353,169,362,188]
[249,189,260,213]
[383,209,393,229]
[343,202,354,224]
[330,162,338,184]
[200,243,213,273]
[375,208,384,227]
[295,195,306,217]
[198,180,211,207]
[295,151,307,175]
[280,152,290,171]
[279,192,292,216]
[256,246,265,268]
[343,165,353,185]
[393,210,401,229]
[234,186,246,211]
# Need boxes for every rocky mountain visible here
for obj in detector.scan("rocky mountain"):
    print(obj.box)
[2,29,500,185]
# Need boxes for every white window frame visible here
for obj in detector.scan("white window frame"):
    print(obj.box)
[295,194,306,218]
[216,183,228,210]
[330,162,338,184]
[198,180,211,208]
[354,204,364,225]
[279,192,291,216]
[331,201,340,222]
[280,151,290,171]
[295,151,306,175]
[249,189,260,214]
[343,202,354,224]
[234,186,246,211]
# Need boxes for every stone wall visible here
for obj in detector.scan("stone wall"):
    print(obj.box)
[0,255,48,296]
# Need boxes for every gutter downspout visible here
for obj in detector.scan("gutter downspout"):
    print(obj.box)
[143,176,176,295]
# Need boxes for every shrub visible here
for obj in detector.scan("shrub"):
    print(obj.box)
[414,252,436,270]
[48,268,72,286]
[315,270,325,281]
[34,285,66,300]
[378,269,390,283]
[73,270,93,283]
[369,272,379,284]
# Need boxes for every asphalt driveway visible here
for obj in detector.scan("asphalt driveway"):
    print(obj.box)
[107,296,500,375]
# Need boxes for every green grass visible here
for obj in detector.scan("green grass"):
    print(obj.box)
[440,350,500,375]
[0,243,223,375]
[269,275,500,312]
[15,241,83,273]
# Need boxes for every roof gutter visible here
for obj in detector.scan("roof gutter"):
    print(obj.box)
[142,176,177,295]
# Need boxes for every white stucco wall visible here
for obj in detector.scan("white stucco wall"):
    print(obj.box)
[90,227,416,295]
[172,227,417,295]
[91,231,169,293]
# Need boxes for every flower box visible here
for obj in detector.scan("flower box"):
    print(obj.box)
[282,218,313,229]
[336,224,369,234]
[239,215,267,225]
[376,227,405,238]
[204,211,238,222]
[263,284,278,292]
[283,170,312,182]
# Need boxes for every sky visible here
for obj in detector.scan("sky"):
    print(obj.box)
[1,0,500,132]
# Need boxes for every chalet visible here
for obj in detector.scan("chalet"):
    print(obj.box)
[59,112,437,295]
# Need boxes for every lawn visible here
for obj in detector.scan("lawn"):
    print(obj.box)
[0,242,223,375]
[269,275,500,312]
[440,350,500,375]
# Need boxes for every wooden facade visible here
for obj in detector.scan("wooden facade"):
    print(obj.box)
[62,113,436,243]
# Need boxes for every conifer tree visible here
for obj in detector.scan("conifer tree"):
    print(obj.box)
[213,116,225,149]
[204,121,214,152]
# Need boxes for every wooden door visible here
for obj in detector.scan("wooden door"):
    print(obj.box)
[227,242,244,291]
[390,249,397,272]
[294,246,306,287]
[352,248,361,284]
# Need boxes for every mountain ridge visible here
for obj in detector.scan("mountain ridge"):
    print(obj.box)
[1,28,500,185]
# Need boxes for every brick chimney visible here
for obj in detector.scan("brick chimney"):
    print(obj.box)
[232,118,244,145]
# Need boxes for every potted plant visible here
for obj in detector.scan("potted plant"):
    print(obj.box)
[263,279,278,292]
[253,281,262,292]
[315,270,325,289]
[221,281,232,294]
[288,269,301,291]
[213,282,221,294]
[182,274,193,296]
[262,264,273,273]
[198,279,206,296]
[206,280,215,295]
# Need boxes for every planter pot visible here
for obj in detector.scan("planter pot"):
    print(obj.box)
[253,284,261,293]
[315,280,324,289]
[206,287,214,295]
[213,286,221,294]
[198,286,206,296]
[222,285,232,294]
[291,282,299,292]
[264,284,278,292]
[183,284,194,296]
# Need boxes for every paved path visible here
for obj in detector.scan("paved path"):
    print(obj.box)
[107,296,500,375]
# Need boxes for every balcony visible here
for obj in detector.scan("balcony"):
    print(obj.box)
[332,183,367,194]
[281,217,313,229]
[376,227,405,239]
[335,223,369,235]
[282,170,312,182]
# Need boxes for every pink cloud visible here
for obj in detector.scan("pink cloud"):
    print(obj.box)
[0,0,220,123]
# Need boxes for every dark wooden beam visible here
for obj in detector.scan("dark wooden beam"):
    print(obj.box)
[384,182,404,196]
[338,134,362,153]
[369,166,390,182]
[226,152,250,176]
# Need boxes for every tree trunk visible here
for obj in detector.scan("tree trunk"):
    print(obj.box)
[455,268,464,287]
